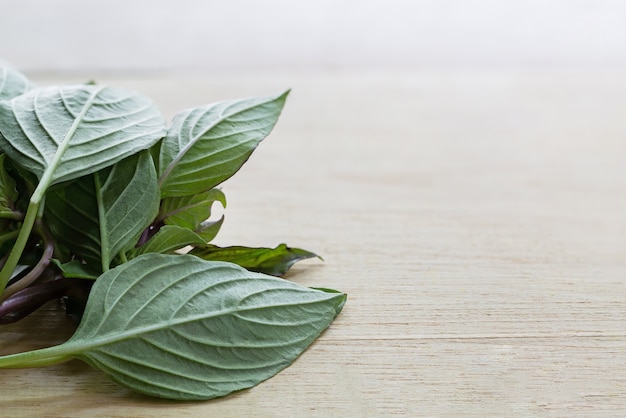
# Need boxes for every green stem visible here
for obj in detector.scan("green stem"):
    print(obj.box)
[0,86,104,294]
[0,230,19,246]
[0,210,23,220]
[0,220,54,302]
[0,344,73,369]
[0,184,44,293]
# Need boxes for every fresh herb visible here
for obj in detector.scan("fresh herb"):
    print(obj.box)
[0,62,345,400]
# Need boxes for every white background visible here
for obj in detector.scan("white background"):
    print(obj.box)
[2,0,626,73]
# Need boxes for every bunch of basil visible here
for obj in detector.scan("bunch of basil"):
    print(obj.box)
[0,62,345,400]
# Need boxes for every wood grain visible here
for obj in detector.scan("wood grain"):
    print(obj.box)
[0,70,624,417]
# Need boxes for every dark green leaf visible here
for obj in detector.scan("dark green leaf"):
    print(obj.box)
[194,217,224,242]
[52,259,99,280]
[0,154,20,237]
[45,151,160,271]
[129,225,205,258]
[158,91,288,197]
[158,188,226,241]
[0,254,346,400]
[191,243,321,276]
[0,154,19,218]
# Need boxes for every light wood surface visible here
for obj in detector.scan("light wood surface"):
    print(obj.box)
[0,70,624,417]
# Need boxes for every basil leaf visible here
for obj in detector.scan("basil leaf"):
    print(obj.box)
[0,62,32,100]
[158,91,289,197]
[0,85,166,186]
[129,225,205,258]
[52,259,99,280]
[0,254,346,400]
[158,188,225,241]
[191,244,321,276]
[0,155,19,218]
[45,151,159,271]
[194,216,224,242]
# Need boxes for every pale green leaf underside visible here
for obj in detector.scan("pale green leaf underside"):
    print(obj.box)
[0,63,32,100]
[45,151,160,270]
[158,91,289,197]
[52,254,345,400]
[0,85,166,185]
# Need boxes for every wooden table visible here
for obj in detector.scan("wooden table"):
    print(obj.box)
[0,70,624,416]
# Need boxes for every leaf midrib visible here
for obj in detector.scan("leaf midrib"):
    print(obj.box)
[63,294,341,356]
[32,86,106,202]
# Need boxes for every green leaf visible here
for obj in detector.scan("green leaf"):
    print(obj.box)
[159,188,226,228]
[52,259,99,279]
[0,254,346,400]
[0,154,20,237]
[0,85,166,186]
[158,188,226,241]
[191,244,321,276]
[158,91,289,197]
[0,155,18,216]
[45,151,160,271]
[0,62,32,100]
[195,217,224,242]
[6,162,36,212]
[129,225,205,258]
[0,81,166,292]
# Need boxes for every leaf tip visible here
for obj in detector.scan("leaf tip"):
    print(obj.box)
[312,287,347,317]
[277,88,291,101]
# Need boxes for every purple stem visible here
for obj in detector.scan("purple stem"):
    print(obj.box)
[0,279,80,324]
